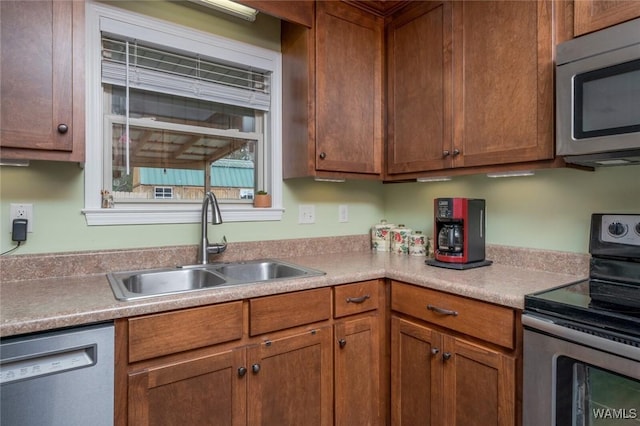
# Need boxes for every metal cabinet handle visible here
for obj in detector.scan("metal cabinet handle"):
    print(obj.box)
[443,150,450,157]
[452,148,460,156]
[443,352,452,361]
[338,339,347,348]
[431,348,440,355]
[251,363,260,374]
[57,124,69,134]
[346,295,370,304]
[319,152,327,160]
[238,367,247,377]
[427,304,458,316]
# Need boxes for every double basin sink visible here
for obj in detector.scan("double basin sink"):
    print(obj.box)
[107,259,325,301]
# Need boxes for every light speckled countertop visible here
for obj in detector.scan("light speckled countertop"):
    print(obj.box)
[0,250,585,337]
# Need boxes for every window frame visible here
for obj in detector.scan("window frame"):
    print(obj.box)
[83,1,283,225]
[154,187,174,200]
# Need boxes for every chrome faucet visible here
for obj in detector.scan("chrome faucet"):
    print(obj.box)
[198,191,227,264]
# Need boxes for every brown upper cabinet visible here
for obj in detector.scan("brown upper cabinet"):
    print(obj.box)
[574,0,640,36]
[282,1,384,180]
[386,1,453,174]
[386,0,558,179]
[0,0,84,162]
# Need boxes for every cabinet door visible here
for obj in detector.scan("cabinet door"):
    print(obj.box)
[574,0,640,36]
[441,335,516,426]
[0,0,83,160]
[452,0,554,167]
[335,316,380,426]
[315,1,383,175]
[387,1,453,174]
[128,348,246,426]
[390,317,443,426]
[247,327,333,426]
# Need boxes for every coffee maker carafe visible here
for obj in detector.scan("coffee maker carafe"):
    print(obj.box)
[437,223,464,254]
[431,198,491,269]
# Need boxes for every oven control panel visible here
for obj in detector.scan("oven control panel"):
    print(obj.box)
[601,214,640,246]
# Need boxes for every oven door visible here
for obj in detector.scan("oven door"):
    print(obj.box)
[523,315,640,426]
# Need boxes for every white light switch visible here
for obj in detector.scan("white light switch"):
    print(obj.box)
[338,205,348,223]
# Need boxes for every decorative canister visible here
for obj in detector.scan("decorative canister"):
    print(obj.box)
[391,224,412,255]
[409,231,427,256]
[427,236,435,258]
[371,219,395,252]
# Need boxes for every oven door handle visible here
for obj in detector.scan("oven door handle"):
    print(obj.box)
[523,314,640,362]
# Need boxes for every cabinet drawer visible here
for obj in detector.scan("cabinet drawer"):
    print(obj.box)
[334,280,379,318]
[250,288,331,336]
[128,302,243,362]
[391,281,515,349]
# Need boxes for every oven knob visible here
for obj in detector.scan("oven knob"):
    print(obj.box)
[608,222,628,237]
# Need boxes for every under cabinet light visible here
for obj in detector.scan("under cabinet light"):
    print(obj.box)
[486,170,535,178]
[189,0,258,21]
[0,159,30,167]
[314,177,346,183]
[416,176,452,182]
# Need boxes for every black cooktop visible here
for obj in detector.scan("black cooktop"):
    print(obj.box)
[525,213,640,341]
[525,278,640,341]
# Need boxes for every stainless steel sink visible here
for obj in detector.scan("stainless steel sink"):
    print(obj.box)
[210,260,320,282]
[107,259,324,301]
[107,268,228,300]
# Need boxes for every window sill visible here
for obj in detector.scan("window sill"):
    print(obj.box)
[82,206,284,225]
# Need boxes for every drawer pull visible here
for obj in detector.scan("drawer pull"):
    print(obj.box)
[338,339,347,349]
[252,363,261,374]
[427,304,458,316]
[238,367,247,377]
[431,347,440,356]
[443,352,452,361]
[346,295,370,304]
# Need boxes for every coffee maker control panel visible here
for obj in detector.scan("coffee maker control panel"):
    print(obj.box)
[436,198,461,219]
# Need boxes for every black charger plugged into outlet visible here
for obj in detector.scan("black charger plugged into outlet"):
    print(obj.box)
[12,219,28,242]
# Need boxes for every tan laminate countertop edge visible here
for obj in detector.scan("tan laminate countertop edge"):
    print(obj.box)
[0,252,585,338]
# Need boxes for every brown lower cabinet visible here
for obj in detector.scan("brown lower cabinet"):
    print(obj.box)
[246,327,333,425]
[390,281,520,426]
[127,347,246,425]
[116,281,384,426]
[117,279,517,425]
[391,317,516,426]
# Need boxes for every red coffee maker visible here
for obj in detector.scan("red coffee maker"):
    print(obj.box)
[426,198,492,270]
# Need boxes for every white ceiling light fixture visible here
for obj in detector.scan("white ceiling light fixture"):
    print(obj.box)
[486,170,535,178]
[189,0,258,22]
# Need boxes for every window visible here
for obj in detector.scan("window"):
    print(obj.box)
[154,187,173,199]
[83,2,282,225]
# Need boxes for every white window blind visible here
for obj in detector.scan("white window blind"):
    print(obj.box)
[101,36,271,111]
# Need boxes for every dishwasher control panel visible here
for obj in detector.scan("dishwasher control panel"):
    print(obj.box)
[1,346,95,384]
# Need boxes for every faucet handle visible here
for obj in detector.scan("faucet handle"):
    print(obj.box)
[207,235,227,255]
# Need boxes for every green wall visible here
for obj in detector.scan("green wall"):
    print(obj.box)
[0,161,385,253]
[2,162,638,255]
[1,1,639,256]
[383,165,640,254]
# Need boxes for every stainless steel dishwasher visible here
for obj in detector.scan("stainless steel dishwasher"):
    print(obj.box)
[1,322,114,426]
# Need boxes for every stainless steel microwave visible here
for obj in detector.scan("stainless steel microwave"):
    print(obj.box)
[556,18,640,167]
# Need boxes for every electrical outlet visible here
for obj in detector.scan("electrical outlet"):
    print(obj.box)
[298,205,315,224]
[10,203,33,232]
[338,205,349,223]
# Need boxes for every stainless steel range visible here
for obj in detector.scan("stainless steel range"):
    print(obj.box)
[523,214,640,426]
